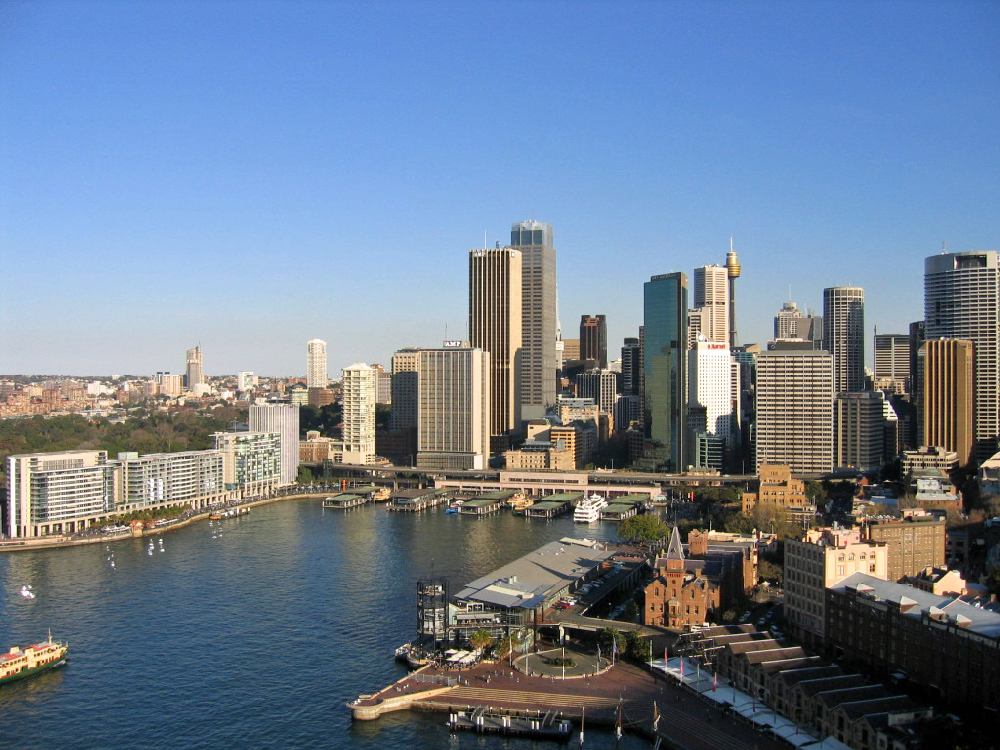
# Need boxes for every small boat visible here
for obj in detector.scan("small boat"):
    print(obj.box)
[20,586,35,600]
[1,633,69,685]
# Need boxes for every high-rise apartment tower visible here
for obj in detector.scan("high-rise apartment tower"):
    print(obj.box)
[306,339,328,389]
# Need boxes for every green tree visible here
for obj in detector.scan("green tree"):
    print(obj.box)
[618,514,670,543]
[598,627,627,657]
[469,629,494,651]
[758,559,783,585]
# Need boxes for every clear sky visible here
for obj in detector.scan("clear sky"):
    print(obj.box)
[2,1,998,377]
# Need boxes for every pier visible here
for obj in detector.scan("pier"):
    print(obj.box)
[446,707,572,739]
[322,493,368,509]
[600,493,647,521]
[387,488,450,512]
[458,491,510,516]
[524,492,580,518]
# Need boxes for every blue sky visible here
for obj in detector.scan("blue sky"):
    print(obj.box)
[2,1,998,376]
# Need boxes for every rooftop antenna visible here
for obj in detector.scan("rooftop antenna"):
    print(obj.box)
[729,236,734,252]
[484,230,487,249]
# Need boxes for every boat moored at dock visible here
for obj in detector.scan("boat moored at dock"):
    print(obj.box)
[573,494,608,523]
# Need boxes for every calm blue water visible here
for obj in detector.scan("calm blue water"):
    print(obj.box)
[0,501,649,749]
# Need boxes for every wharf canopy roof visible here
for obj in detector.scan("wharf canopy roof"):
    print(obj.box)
[455,538,616,611]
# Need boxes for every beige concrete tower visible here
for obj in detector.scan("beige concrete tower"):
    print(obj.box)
[511,220,556,421]
[306,339,328,389]
[469,247,522,438]
[921,338,974,466]
[416,345,490,470]
[692,264,729,343]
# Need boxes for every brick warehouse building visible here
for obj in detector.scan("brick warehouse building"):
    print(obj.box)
[825,573,1000,713]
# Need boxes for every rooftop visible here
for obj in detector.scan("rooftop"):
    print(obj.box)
[832,572,1000,639]
[454,538,616,611]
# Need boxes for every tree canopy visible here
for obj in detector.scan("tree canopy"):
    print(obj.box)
[618,514,670,543]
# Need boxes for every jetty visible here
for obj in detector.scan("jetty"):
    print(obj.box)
[459,490,513,516]
[388,488,450,512]
[524,492,580,519]
[600,493,647,521]
[446,707,572,739]
[322,493,368,509]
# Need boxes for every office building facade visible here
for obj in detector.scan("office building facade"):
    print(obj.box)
[416,346,490,470]
[824,286,865,393]
[755,349,834,474]
[468,247,523,437]
[925,250,1000,462]
[687,336,732,470]
[834,391,888,473]
[692,264,729,343]
[579,315,607,369]
[511,220,557,421]
[920,337,975,466]
[643,273,688,471]
[873,333,910,392]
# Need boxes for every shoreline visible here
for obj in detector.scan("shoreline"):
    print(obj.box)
[0,492,334,554]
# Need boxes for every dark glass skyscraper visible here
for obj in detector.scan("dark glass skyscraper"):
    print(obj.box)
[643,273,688,471]
[579,314,607,369]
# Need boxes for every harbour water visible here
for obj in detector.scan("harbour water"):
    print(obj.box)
[1,500,650,749]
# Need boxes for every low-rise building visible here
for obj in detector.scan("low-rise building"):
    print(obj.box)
[902,446,958,476]
[784,526,888,644]
[503,439,575,471]
[826,573,1000,713]
[865,516,946,582]
[741,464,810,515]
[299,431,344,463]
[904,566,967,596]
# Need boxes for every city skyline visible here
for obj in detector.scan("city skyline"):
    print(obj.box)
[2,3,997,375]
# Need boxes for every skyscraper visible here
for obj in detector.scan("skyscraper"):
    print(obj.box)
[755,349,834,474]
[579,315,608,369]
[925,251,1000,462]
[643,273,688,471]
[835,391,887,472]
[621,337,641,396]
[575,369,619,416]
[185,346,204,389]
[249,402,299,485]
[468,246,522,438]
[511,220,556,421]
[390,348,420,431]
[873,334,910,392]
[692,265,729,343]
[687,336,732,470]
[920,338,974,466]
[416,345,490,470]
[823,286,865,393]
[341,363,377,464]
[306,339,328,389]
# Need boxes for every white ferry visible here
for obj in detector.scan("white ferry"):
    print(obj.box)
[573,494,608,523]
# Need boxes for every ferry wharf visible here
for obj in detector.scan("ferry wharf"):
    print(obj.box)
[349,659,788,750]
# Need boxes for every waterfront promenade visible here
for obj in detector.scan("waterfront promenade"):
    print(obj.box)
[353,659,787,750]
